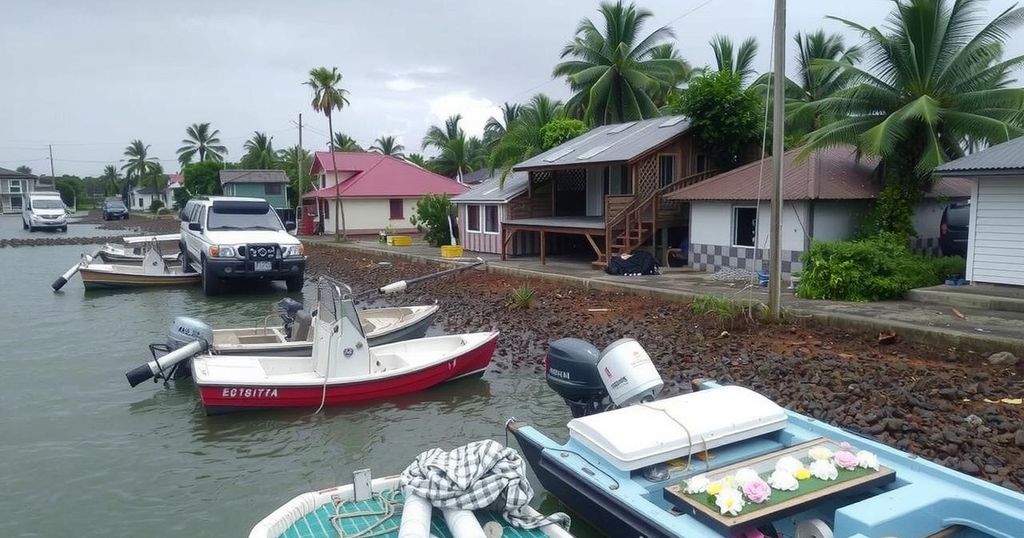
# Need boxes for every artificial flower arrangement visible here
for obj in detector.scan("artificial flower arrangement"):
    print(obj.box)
[682,442,880,516]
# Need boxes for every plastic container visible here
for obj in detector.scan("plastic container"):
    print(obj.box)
[388,236,413,247]
[440,245,464,258]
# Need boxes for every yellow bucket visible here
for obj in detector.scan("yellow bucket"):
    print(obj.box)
[388,235,413,246]
[440,245,464,258]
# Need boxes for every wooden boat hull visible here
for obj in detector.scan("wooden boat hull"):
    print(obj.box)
[96,249,178,264]
[195,332,498,414]
[80,266,199,288]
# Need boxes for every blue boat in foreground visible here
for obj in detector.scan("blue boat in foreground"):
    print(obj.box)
[508,337,1024,538]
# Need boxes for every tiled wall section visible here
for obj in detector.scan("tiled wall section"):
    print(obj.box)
[690,243,804,275]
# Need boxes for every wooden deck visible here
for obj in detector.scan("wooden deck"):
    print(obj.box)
[501,216,606,265]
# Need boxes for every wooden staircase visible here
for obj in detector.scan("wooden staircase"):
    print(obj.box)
[596,170,717,267]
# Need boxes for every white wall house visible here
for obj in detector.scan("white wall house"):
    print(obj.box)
[131,186,163,211]
[935,138,1024,286]
[452,171,538,255]
[669,147,972,276]
[0,167,54,213]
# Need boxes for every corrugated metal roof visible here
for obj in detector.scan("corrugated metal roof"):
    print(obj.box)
[934,136,1024,176]
[451,171,528,203]
[668,146,972,201]
[0,167,36,179]
[220,169,289,185]
[513,115,691,170]
[304,152,469,199]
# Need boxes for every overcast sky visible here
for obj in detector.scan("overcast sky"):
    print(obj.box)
[2,0,1022,176]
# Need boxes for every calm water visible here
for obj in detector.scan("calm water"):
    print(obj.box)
[0,217,590,537]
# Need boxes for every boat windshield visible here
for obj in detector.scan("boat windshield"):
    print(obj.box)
[207,201,283,231]
[32,199,64,209]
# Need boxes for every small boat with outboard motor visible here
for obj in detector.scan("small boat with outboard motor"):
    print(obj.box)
[96,234,180,264]
[507,337,1024,538]
[249,440,574,538]
[126,277,498,414]
[208,297,438,356]
[51,237,195,291]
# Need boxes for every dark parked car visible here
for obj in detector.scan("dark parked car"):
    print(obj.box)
[102,199,129,220]
[939,201,970,257]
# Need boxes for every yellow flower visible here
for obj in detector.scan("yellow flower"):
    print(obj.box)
[707,481,723,496]
[794,468,811,480]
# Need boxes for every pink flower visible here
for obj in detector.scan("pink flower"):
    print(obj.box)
[840,441,852,451]
[742,478,771,503]
[833,450,859,470]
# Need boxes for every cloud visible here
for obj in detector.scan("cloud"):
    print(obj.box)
[427,92,500,138]
[385,78,425,92]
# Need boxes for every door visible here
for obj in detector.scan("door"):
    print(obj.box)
[586,168,604,216]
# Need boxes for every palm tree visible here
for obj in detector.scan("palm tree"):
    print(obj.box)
[553,1,688,125]
[803,0,1024,236]
[241,131,278,169]
[784,31,862,139]
[421,115,487,181]
[405,153,430,169]
[121,139,160,201]
[649,43,697,105]
[276,145,313,206]
[140,163,168,203]
[305,66,351,241]
[490,94,565,182]
[176,123,227,166]
[483,102,521,149]
[710,35,759,86]
[331,132,363,152]
[100,165,121,196]
[15,165,32,175]
[370,135,405,158]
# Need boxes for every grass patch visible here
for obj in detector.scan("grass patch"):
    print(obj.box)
[509,284,536,309]
[689,295,742,321]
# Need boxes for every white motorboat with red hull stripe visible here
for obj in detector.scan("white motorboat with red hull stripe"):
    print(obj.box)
[195,331,497,413]
[187,278,499,414]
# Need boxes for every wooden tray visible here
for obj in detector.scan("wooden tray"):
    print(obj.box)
[664,438,895,534]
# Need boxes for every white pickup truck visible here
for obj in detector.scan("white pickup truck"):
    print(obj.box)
[178,196,306,296]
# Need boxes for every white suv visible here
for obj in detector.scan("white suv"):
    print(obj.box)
[179,196,306,296]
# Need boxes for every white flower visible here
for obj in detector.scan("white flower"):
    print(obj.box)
[774,456,805,475]
[684,474,710,494]
[720,474,738,490]
[856,450,880,471]
[715,487,746,516]
[810,459,839,480]
[767,469,799,491]
[733,468,761,487]
[808,446,834,461]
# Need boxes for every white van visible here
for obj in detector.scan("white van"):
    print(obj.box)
[22,192,68,232]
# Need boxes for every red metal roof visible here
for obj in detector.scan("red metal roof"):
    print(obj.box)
[667,146,972,201]
[305,152,469,199]
[167,174,184,185]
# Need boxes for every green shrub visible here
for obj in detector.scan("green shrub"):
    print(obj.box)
[409,193,454,247]
[540,119,588,150]
[149,199,165,213]
[798,233,966,301]
[509,284,536,309]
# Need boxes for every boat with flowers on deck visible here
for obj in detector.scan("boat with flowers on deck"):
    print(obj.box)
[507,337,1024,538]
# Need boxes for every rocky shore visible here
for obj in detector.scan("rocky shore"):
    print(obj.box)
[305,243,1024,492]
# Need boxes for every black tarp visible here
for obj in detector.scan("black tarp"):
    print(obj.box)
[605,250,660,276]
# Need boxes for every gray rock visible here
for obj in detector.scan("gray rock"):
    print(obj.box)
[964,414,984,427]
[1015,429,1024,448]
[959,459,981,475]
[986,351,1019,366]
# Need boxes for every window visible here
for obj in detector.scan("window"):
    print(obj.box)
[9,180,22,193]
[484,205,499,234]
[265,183,282,195]
[695,154,708,173]
[467,205,481,232]
[320,175,326,189]
[207,201,283,231]
[733,207,757,247]
[659,155,676,188]
[389,199,404,220]
[138,198,144,208]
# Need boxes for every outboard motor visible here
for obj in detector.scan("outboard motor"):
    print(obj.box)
[126,316,213,387]
[276,297,305,339]
[545,337,664,417]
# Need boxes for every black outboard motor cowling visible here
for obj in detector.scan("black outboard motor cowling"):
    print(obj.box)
[545,338,610,417]
[276,298,305,339]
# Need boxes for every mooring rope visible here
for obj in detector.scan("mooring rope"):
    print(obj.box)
[329,490,403,538]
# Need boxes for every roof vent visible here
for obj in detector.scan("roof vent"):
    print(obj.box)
[658,116,686,128]
[577,145,611,160]
[543,147,575,162]
[608,122,637,134]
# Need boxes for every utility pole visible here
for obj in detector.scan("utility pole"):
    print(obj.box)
[768,0,786,319]
[48,144,56,190]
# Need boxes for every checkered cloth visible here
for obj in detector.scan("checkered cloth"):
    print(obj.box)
[399,440,571,530]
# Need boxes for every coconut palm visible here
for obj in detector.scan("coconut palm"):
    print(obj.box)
[241,131,278,169]
[176,123,227,166]
[276,145,313,207]
[15,165,32,175]
[370,135,405,158]
[121,140,161,201]
[421,115,487,181]
[490,94,565,182]
[483,102,521,149]
[710,35,759,86]
[804,0,1024,235]
[405,153,430,169]
[331,132,363,152]
[648,43,697,104]
[553,1,688,125]
[139,162,168,203]
[100,165,121,196]
[784,31,863,138]
[305,66,351,240]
